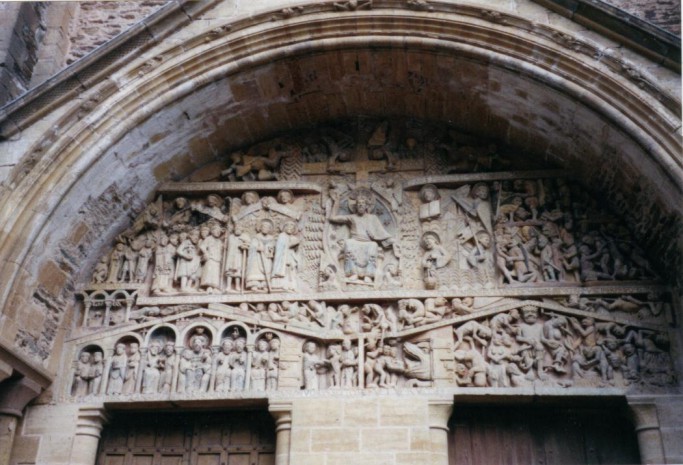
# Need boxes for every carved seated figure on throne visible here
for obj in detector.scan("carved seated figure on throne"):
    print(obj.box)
[328,188,400,285]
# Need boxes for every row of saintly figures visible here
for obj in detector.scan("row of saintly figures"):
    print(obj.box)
[91,191,302,294]
[72,331,281,397]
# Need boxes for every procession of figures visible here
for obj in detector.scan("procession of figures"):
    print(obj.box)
[87,181,657,298]
[71,119,677,400]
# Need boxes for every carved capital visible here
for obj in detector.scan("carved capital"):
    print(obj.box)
[269,400,293,465]
[627,396,665,465]
[0,377,41,418]
[627,397,660,432]
[428,397,453,432]
[269,400,293,432]
[75,405,110,439]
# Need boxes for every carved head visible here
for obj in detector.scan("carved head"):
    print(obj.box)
[169,233,180,246]
[258,339,269,352]
[130,342,139,353]
[304,341,317,354]
[270,338,280,351]
[328,344,341,357]
[283,221,298,235]
[350,189,375,215]
[235,338,246,352]
[93,352,103,363]
[476,231,491,248]
[190,334,207,352]
[220,339,234,354]
[420,184,440,203]
[189,229,200,244]
[149,341,160,355]
[175,197,188,209]
[521,306,539,323]
[164,342,175,355]
[79,352,91,363]
[342,338,352,350]
[115,343,126,355]
[277,190,294,204]
[421,231,440,250]
[471,183,489,200]
[200,225,210,238]
[622,343,636,356]
[207,194,223,208]
[242,191,259,205]
[259,219,275,235]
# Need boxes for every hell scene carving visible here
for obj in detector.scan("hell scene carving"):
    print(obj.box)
[68,119,676,402]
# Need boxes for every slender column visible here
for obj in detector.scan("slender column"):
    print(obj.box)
[628,397,665,465]
[428,397,454,465]
[0,377,42,465]
[69,406,109,465]
[269,400,293,465]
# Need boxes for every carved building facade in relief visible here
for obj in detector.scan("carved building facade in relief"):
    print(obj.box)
[63,119,675,404]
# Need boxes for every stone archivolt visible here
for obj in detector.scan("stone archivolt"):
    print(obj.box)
[67,120,675,402]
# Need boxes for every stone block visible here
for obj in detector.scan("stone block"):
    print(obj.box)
[293,399,342,427]
[310,428,360,453]
[8,433,40,464]
[379,397,427,426]
[37,434,73,464]
[661,427,683,460]
[290,427,311,453]
[656,397,683,428]
[327,452,394,465]
[37,260,68,297]
[409,427,432,451]
[343,398,378,426]
[23,404,78,436]
[361,427,410,452]
[288,453,327,465]
[396,451,430,465]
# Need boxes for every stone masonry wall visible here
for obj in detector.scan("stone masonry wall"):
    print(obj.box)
[290,397,449,465]
[0,2,47,105]
[65,1,168,65]
[602,0,681,35]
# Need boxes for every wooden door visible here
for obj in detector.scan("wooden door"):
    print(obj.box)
[449,405,640,465]
[97,410,275,465]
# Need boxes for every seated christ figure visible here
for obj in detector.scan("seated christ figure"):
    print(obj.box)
[329,189,397,284]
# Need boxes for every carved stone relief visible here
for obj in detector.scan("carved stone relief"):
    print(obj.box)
[67,119,676,402]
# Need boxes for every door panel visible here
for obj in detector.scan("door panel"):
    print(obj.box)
[449,406,640,465]
[257,453,275,465]
[97,411,275,465]
[227,453,251,465]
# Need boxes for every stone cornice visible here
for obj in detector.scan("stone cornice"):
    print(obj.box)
[0,340,53,387]
[533,0,680,68]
